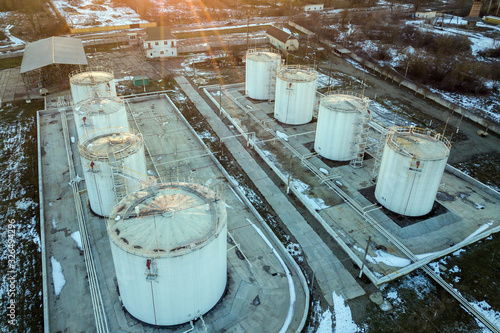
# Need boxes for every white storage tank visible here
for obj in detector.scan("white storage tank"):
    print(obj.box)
[245,49,282,100]
[274,65,318,125]
[314,92,370,161]
[79,128,147,216]
[375,127,451,217]
[107,182,227,326]
[70,67,117,105]
[73,92,129,140]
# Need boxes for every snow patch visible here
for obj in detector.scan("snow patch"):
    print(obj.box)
[292,179,330,211]
[332,292,358,333]
[471,300,500,330]
[50,256,66,296]
[316,309,333,333]
[286,243,303,262]
[71,231,83,251]
[276,130,289,141]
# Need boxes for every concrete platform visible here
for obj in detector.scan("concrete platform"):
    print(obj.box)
[39,93,308,332]
[175,76,365,304]
[202,82,500,285]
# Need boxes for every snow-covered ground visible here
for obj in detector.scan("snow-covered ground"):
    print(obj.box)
[406,16,500,57]
[52,0,147,29]
[313,292,359,333]
[0,24,25,46]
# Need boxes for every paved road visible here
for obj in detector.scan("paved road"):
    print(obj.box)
[175,75,365,305]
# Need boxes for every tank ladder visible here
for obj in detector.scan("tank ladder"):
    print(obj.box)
[108,152,128,201]
[268,65,277,102]
[370,131,388,183]
[350,110,371,169]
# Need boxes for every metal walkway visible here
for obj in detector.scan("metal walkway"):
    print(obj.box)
[60,109,109,333]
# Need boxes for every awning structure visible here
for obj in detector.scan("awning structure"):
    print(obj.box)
[20,37,87,74]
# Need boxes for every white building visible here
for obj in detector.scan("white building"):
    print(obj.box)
[303,4,324,11]
[143,27,177,58]
[415,10,438,19]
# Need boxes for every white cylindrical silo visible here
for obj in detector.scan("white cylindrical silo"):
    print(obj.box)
[107,182,227,326]
[245,49,282,100]
[375,127,451,217]
[314,92,370,161]
[70,68,117,105]
[73,92,129,140]
[79,128,147,216]
[274,65,318,125]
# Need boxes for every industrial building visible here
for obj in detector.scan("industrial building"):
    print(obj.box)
[265,26,299,51]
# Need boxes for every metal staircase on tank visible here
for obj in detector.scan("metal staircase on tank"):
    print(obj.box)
[268,63,277,102]
[108,152,128,201]
[350,110,371,168]
[370,131,388,183]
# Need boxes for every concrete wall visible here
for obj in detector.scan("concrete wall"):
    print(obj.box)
[445,164,500,200]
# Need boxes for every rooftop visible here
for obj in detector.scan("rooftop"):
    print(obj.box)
[109,182,225,256]
[20,37,87,74]
[145,26,176,41]
[266,26,298,43]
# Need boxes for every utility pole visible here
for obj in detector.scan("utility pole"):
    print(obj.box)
[286,155,293,194]
[219,84,222,114]
[246,15,250,49]
[359,236,372,278]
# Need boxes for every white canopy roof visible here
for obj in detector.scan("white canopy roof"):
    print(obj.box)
[20,37,87,74]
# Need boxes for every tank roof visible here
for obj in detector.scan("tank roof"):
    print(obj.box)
[70,69,114,85]
[278,65,317,82]
[107,182,226,257]
[74,93,124,114]
[321,92,369,113]
[387,127,451,160]
[247,51,282,62]
[79,129,143,161]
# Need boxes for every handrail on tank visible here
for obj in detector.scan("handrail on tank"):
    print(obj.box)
[246,47,281,56]
[105,181,225,256]
[69,66,114,79]
[78,127,143,160]
[73,90,122,109]
[386,126,451,158]
[321,90,370,111]
[277,64,318,82]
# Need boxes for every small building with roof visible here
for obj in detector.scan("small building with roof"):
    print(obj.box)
[143,26,177,58]
[266,26,299,51]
